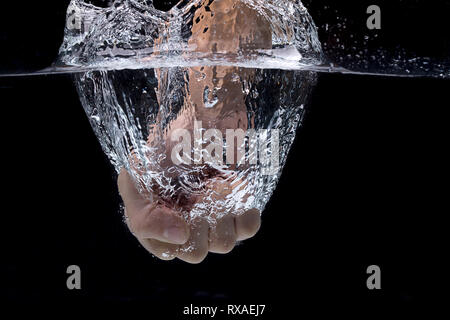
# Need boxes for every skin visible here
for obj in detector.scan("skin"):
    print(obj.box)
[118,0,271,263]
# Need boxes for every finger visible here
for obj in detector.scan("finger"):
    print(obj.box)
[178,217,209,264]
[138,238,179,261]
[131,205,190,245]
[235,209,261,241]
[118,169,190,244]
[118,169,150,209]
[209,215,237,254]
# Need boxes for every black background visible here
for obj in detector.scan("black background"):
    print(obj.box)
[0,0,449,317]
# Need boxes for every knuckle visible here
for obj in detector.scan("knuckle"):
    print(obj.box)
[243,219,261,236]
[180,248,208,264]
[211,238,236,254]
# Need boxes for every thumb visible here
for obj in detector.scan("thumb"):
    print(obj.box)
[118,169,190,245]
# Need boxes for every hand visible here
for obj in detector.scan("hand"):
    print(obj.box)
[118,169,261,263]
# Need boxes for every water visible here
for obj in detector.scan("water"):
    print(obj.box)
[57,0,323,69]
[76,67,315,220]
[61,0,323,221]
[1,0,449,222]
[2,0,448,77]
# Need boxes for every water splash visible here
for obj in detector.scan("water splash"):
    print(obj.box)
[57,0,322,221]
[52,0,449,222]
[57,0,324,69]
[1,1,449,78]
[76,67,316,219]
